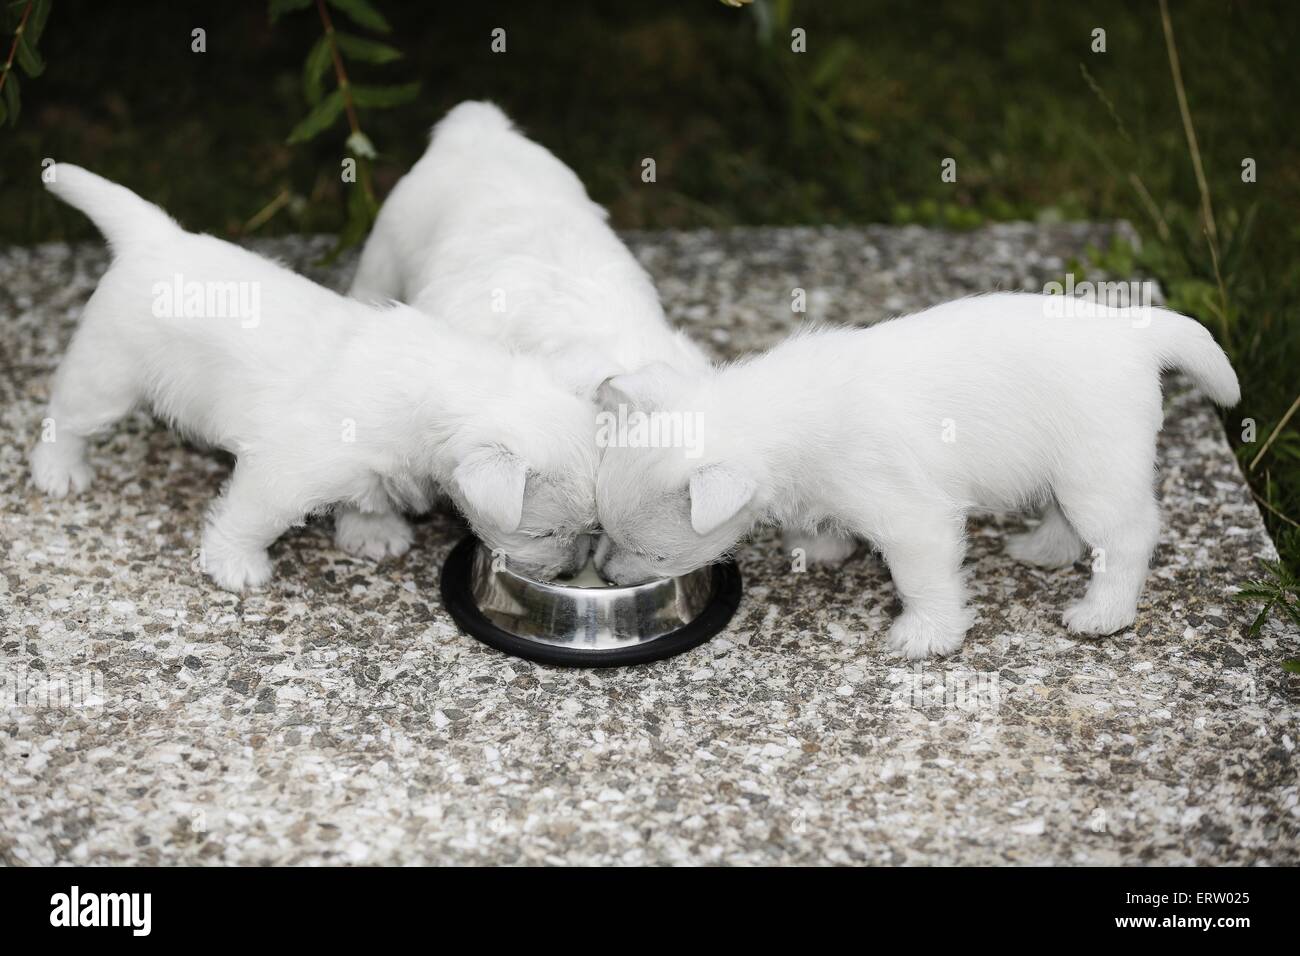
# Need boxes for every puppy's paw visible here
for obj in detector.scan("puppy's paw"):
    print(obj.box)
[886,609,967,660]
[1062,598,1135,636]
[200,526,273,592]
[31,443,93,498]
[784,530,857,567]
[334,510,413,562]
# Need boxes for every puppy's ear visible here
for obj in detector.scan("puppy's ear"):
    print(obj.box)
[597,362,688,411]
[689,463,756,535]
[452,448,529,533]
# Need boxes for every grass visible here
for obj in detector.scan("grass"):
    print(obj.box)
[1,0,1297,650]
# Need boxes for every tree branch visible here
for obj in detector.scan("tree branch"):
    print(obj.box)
[316,0,360,136]
[0,0,33,99]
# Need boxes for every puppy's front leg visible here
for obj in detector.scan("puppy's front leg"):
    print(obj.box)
[201,463,303,592]
[876,514,973,659]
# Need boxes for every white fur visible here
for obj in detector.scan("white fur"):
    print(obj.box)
[351,101,851,557]
[350,101,712,395]
[595,293,1240,658]
[34,164,598,591]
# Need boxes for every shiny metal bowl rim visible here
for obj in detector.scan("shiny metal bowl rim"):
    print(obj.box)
[438,536,742,668]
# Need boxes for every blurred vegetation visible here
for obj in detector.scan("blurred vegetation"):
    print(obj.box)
[0,0,52,128]
[0,0,1296,646]
[265,0,421,260]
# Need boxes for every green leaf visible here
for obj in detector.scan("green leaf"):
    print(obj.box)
[1246,601,1274,638]
[348,82,418,109]
[3,69,19,124]
[324,173,376,262]
[1234,559,1300,647]
[319,158,377,264]
[16,35,44,77]
[1282,600,1300,630]
[327,0,391,33]
[0,91,7,126]
[353,165,378,217]
[333,31,401,63]
[286,89,345,143]
[26,0,50,47]
[1283,658,1300,675]
[1234,588,1276,601]
[302,35,332,106]
[269,0,314,22]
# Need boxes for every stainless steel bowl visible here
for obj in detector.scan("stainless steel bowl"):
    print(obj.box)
[439,537,742,667]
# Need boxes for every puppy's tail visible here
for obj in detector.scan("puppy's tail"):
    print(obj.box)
[428,100,514,144]
[1149,308,1241,407]
[45,163,179,249]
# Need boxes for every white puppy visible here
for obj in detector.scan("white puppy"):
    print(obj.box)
[34,165,598,590]
[351,101,710,393]
[594,293,1240,658]
[350,101,845,561]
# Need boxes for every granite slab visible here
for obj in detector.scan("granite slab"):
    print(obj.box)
[1,223,1296,865]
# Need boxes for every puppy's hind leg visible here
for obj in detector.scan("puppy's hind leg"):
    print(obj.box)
[782,528,858,567]
[1056,481,1159,636]
[31,320,139,498]
[201,462,304,592]
[334,504,413,562]
[1006,500,1084,569]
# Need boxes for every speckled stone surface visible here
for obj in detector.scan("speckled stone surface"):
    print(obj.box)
[2,224,1297,866]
